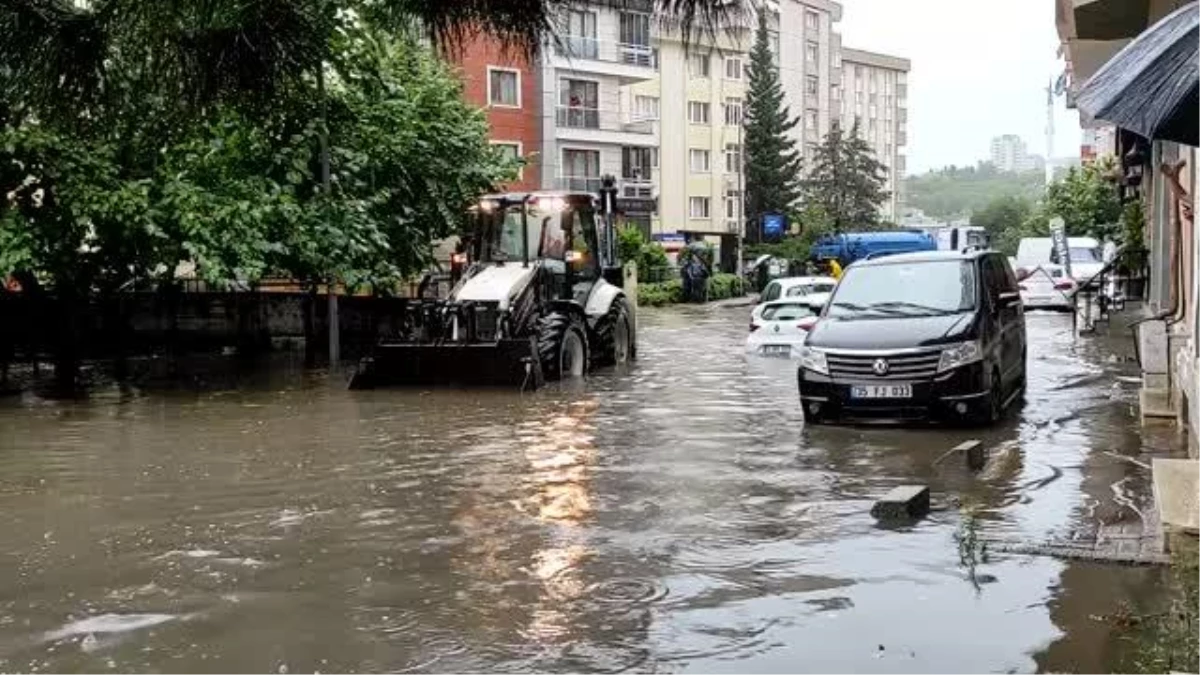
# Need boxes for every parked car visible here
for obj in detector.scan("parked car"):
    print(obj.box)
[1016,263,1075,311]
[746,294,830,358]
[1016,236,1104,283]
[798,249,1027,426]
[752,276,837,323]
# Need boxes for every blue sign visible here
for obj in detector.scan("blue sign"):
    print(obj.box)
[652,233,687,243]
[763,213,786,238]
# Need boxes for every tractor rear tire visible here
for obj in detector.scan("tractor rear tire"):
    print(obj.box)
[593,297,634,367]
[537,311,589,381]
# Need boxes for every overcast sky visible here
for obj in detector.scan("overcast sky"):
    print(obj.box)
[837,0,1083,175]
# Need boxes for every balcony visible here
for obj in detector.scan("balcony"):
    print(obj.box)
[550,37,659,83]
[555,106,658,146]
[558,176,604,193]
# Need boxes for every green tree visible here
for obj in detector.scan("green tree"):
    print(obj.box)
[1044,158,1122,241]
[742,12,803,242]
[904,164,1045,220]
[969,195,1034,244]
[802,121,890,231]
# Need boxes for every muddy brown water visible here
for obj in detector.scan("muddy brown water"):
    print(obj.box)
[0,306,1176,672]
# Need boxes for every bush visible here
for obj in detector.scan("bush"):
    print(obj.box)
[706,273,746,301]
[638,279,682,306]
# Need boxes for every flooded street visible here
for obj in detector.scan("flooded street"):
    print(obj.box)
[0,305,1177,673]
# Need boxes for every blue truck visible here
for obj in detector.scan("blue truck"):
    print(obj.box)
[809,230,938,267]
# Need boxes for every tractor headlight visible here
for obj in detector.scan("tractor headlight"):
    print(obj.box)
[799,346,828,375]
[937,340,983,372]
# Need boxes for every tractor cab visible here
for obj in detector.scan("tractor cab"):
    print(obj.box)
[461,192,611,306]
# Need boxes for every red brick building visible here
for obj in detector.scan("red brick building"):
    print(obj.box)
[450,38,542,192]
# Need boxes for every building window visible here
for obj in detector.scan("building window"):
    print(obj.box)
[723,97,743,126]
[805,9,820,30]
[689,52,710,78]
[855,91,864,104]
[689,196,711,218]
[559,79,599,128]
[633,95,659,120]
[885,143,893,157]
[855,64,864,79]
[805,109,818,131]
[869,119,877,135]
[805,41,819,67]
[725,190,741,220]
[689,148,711,173]
[491,141,523,178]
[561,148,601,191]
[769,32,781,65]
[725,143,741,173]
[622,146,656,180]
[805,75,819,97]
[488,67,521,107]
[869,104,878,118]
[561,9,598,59]
[725,57,743,80]
[619,12,654,66]
[806,143,818,160]
[688,101,710,124]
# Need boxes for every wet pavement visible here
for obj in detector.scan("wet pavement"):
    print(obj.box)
[0,305,1182,673]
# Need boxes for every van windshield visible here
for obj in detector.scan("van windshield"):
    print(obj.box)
[828,260,976,318]
[1070,247,1101,263]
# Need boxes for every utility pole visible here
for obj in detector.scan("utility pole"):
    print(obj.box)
[1045,79,1056,187]
[318,63,339,368]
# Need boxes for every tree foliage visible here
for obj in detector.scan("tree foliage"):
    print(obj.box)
[969,194,1034,244]
[742,12,802,240]
[1,16,517,292]
[1043,157,1123,241]
[802,122,890,231]
[904,164,1046,220]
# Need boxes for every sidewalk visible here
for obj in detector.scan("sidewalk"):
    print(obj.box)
[709,293,759,309]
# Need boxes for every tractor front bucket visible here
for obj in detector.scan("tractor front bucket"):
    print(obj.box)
[348,338,544,390]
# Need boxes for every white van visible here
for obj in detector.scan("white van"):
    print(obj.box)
[1016,237,1104,283]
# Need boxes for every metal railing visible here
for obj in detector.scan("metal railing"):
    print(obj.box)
[555,38,658,69]
[557,106,600,129]
[558,176,603,193]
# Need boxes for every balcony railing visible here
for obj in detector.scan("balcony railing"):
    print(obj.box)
[557,106,600,129]
[556,106,654,135]
[558,176,603,193]
[554,37,658,69]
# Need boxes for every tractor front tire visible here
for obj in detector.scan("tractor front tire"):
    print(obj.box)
[537,311,589,381]
[593,297,634,367]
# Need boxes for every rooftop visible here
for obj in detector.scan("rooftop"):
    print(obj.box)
[839,47,911,72]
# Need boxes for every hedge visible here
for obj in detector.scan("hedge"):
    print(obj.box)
[637,273,745,307]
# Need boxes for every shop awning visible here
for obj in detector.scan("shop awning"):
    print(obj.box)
[1076,1,1199,146]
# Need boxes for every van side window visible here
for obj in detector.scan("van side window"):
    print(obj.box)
[980,257,1004,304]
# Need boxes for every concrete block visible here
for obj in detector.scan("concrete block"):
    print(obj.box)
[953,440,987,470]
[1141,387,1176,420]
[871,485,930,521]
[1152,459,1198,534]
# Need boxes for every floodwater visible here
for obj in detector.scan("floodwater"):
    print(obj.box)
[0,305,1178,673]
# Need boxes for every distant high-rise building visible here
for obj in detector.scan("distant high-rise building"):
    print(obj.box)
[989,134,1036,173]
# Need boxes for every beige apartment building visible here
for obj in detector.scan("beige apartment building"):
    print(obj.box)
[516,0,910,265]
[835,47,910,223]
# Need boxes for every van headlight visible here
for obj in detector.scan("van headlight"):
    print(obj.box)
[937,340,983,372]
[799,347,828,375]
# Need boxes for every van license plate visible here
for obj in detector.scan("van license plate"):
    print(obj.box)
[850,384,913,399]
[762,345,791,356]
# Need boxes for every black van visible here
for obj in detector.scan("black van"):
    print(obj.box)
[797,249,1026,425]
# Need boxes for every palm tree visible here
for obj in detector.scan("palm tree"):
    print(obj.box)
[1,0,739,121]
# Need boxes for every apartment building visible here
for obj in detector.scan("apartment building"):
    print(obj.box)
[455,1,911,260]
[451,36,542,192]
[775,0,842,165]
[836,47,910,222]
[537,2,661,233]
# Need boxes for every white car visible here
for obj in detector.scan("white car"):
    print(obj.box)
[746,294,830,358]
[1016,263,1076,311]
[752,276,838,324]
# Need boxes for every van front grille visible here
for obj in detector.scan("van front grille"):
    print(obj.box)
[825,349,942,381]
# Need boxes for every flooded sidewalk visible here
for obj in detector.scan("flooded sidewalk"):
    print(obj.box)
[0,304,1188,672]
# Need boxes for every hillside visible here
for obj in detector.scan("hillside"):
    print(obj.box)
[904,165,1046,219]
